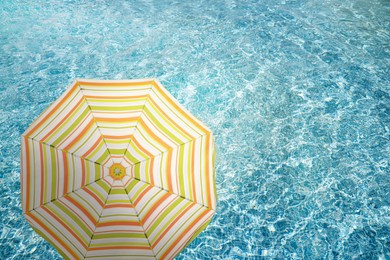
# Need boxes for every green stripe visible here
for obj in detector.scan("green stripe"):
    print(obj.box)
[124,143,148,164]
[45,203,89,245]
[34,209,84,257]
[53,200,93,237]
[143,105,184,145]
[128,181,149,202]
[71,127,98,155]
[178,144,185,197]
[30,88,81,139]
[124,179,138,194]
[108,148,127,156]
[155,206,204,255]
[51,105,90,147]
[42,143,48,203]
[95,150,111,164]
[109,188,127,195]
[50,146,57,201]
[93,163,101,181]
[91,242,149,247]
[92,233,146,240]
[187,141,193,201]
[147,197,187,239]
[31,226,69,259]
[87,139,106,159]
[105,140,130,144]
[88,180,110,202]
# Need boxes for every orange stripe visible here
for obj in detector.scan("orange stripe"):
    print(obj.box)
[144,193,176,230]
[57,111,92,149]
[39,143,44,206]
[24,138,31,212]
[62,152,69,194]
[110,155,124,159]
[41,97,84,142]
[170,215,212,258]
[42,206,88,250]
[64,119,95,151]
[82,135,103,158]
[152,203,195,247]
[21,144,25,212]
[64,196,96,225]
[139,111,173,149]
[166,150,173,191]
[26,212,79,259]
[131,133,154,159]
[150,157,155,184]
[204,135,212,208]
[141,193,171,224]
[55,149,60,198]
[83,186,105,208]
[160,209,211,259]
[81,158,86,187]
[148,95,195,140]
[133,185,153,206]
[103,134,133,140]
[138,118,169,146]
[25,82,79,137]
[104,203,132,208]
[84,94,149,99]
[97,221,139,227]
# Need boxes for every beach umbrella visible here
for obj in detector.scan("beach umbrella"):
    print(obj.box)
[21,79,216,259]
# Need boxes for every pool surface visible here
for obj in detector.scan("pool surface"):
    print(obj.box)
[1,0,389,259]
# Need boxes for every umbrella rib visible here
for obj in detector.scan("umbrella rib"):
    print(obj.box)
[22,79,216,259]
[132,132,209,166]
[118,86,154,166]
[23,177,107,214]
[120,179,158,259]
[132,177,214,211]
[130,133,214,211]
[83,185,112,259]
[23,137,108,214]
[78,86,114,166]
[26,137,102,167]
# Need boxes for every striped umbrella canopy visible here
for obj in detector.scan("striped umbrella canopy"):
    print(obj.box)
[21,79,216,259]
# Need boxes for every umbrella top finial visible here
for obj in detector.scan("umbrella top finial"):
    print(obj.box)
[109,163,126,180]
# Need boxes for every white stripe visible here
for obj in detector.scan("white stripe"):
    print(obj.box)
[86,249,154,258]
[25,212,85,259]
[34,91,87,142]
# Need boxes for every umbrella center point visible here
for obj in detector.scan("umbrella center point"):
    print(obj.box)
[109,164,126,180]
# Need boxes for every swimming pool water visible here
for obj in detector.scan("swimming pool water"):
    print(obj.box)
[1,0,389,259]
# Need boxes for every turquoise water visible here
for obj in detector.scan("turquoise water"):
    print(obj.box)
[1,0,389,259]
